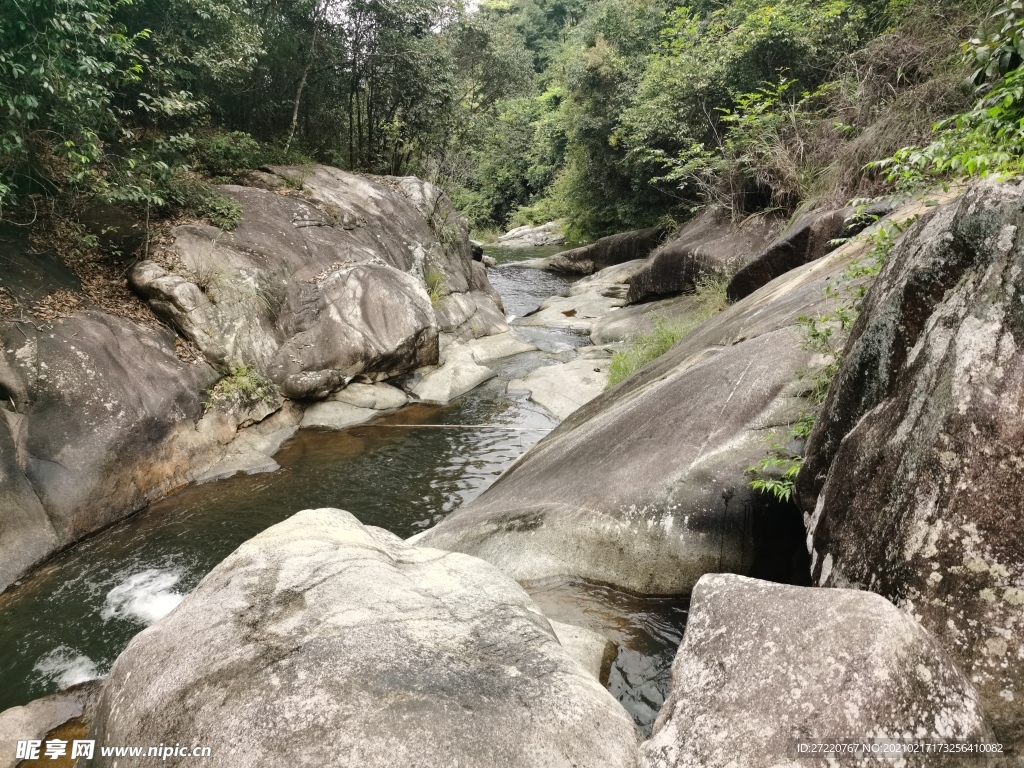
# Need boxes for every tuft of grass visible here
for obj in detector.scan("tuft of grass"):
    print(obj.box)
[607,274,729,387]
[205,365,279,413]
[746,412,817,503]
[424,266,447,306]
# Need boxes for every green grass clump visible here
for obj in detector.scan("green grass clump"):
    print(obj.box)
[607,274,729,387]
[424,266,448,306]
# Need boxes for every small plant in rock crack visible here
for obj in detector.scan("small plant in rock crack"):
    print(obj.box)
[746,412,816,503]
[746,218,915,503]
[205,365,279,413]
[424,266,447,306]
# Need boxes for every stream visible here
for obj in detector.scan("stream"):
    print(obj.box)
[0,245,687,736]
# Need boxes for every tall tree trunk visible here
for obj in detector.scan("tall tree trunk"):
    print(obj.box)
[285,23,319,154]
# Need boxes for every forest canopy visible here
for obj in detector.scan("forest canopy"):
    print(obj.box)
[0,0,1015,241]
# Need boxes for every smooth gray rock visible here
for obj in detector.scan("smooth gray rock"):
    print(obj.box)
[417,233,883,594]
[569,259,648,299]
[412,360,495,405]
[0,679,103,768]
[495,221,565,248]
[590,295,705,345]
[444,330,537,365]
[544,228,666,276]
[300,401,378,430]
[87,508,640,768]
[131,166,506,399]
[798,182,1024,752]
[331,382,408,410]
[627,211,783,305]
[549,620,616,685]
[0,312,220,592]
[642,575,994,768]
[518,292,626,331]
[509,355,611,422]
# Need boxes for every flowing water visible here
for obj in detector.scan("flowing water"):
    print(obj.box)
[0,245,688,736]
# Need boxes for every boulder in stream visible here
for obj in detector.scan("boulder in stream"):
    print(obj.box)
[87,508,640,768]
[642,574,995,768]
[0,312,221,592]
[543,227,667,276]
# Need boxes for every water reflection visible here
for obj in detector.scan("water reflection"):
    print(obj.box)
[527,579,689,736]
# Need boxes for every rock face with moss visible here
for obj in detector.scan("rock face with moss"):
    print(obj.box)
[642,574,994,768]
[87,508,641,768]
[798,182,1024,751]
[130,165,507,399]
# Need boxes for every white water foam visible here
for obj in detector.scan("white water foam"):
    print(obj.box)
[100,568,185,625]
[33,646,101,689]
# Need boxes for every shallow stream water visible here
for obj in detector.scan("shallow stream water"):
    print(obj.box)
[0,245,688,736]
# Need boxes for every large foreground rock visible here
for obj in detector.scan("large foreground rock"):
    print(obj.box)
[87,508,640,768]
[642,575,994,768]
[131,166,505,399]
[544,227,666,275]
[626,211,783,305]
[798,182,1024,751]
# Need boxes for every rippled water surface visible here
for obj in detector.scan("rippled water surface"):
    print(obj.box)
[0,246,689,732]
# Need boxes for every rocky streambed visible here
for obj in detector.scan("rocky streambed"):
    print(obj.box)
[0,238,686,739]
[2,175,1023,767]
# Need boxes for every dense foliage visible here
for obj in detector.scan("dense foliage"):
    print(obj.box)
[0,0,1009,239]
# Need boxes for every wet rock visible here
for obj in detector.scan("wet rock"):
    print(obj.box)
[509,353,612,421]
[193,402,301,484]
[798,182,1024,751]
[549,620,616,685]
[726,208,850,302]
[87,508,640,768]
[642,575,994,768]
[544,228,667,276]
[495,221,565,249]
[482,255,498,268]
[627,211,783,305]
[0,412,57,594]
[331,382,408,410]
[301,401,379,430]
[0,679,104,768]
[411,361,495,405]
